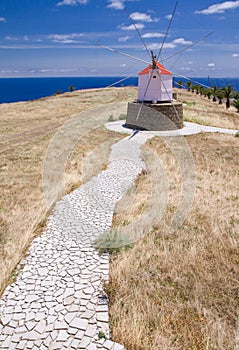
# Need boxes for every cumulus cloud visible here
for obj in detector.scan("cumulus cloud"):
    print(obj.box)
[195,0,239,15]
[232,53,239,57]
[208,62,215,67]
[57,0,88,6]
[0,17,6,22]
[118,35,131,42]
[107,0,124,10]
[130,12,158,22]
[119,23,144,31]
[147,37,193,51]
[5,35,29,41]
[172,37,193,45]
[148,42,176,50]
[165,14,173,20]
[48,33,84,43]
[142,32,165,38]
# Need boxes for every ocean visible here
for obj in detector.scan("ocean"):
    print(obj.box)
[0,76,238,104]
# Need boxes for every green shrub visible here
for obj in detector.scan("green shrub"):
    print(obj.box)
[54,90,62,96]
[118,114,127,120]
[108,115,114,122]
[95,229,132,254]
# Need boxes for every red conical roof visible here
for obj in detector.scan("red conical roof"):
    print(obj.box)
[139,61,172,75]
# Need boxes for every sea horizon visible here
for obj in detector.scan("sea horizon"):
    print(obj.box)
[0,76,238,104]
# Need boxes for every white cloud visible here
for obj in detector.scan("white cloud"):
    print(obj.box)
[165,14,173,20]
[48,33,84,43]
[130,12,158,23]
[172,37,193,45]
[5,35,29,41]
[0,17,6,22]
[195,1,239,15]
[147,37,193,51]
[142,32,165,39]
[120,63,126,67]
[180,67,191,71]
[232,53,239,57]
[118,35,131,42]
[208,62,215,67]
[107,0,124,10]
[119,23,144,31]
[57,0,88,6]
[148,42,176,50]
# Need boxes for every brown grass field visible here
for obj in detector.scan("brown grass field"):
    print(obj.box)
[0,87,238,349]
[107,90,239,350]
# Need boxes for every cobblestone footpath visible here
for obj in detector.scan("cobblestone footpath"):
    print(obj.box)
[0,136,145,350]
[2,121,236,349]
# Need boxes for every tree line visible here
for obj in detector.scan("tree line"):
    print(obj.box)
[176,81,239,112]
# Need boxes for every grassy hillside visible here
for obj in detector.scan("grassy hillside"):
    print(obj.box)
[0,87,136,293]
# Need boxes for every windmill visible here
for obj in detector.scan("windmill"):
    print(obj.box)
[100,2,211,131]
[137,51,173,103]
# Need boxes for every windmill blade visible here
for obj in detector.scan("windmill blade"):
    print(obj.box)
[97,43,150,65]
[157,1,178,61]
[172,71,213,90]
[124,7,151,59]
[107,71,138,88]
[161,32,213,63]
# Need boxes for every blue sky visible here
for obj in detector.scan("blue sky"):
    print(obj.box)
[0,0,238,78]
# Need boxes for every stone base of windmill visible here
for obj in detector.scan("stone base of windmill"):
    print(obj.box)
[125,101,184,131]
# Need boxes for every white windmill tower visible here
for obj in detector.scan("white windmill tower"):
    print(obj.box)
[137,51,173,103]
[126,49,183,131]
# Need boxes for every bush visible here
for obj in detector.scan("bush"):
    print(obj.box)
[108,115,114,122]
[54,90,62,96]
[118,114,127,120]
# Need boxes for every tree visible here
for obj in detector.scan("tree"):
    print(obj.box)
[199,86,206,95]
[177,80,183,89]
[194,85,200,94]
[206,89,212,100]
[212,85,218,102]
[221,85,234,109]
[186,81,192,92]
[216,89,224,104]
[69,85,75,92]
[191,85,197,93]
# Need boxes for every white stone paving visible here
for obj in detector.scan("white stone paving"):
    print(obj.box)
[106,120,239,136]
[1,120,237,350]
[0,136,145,350]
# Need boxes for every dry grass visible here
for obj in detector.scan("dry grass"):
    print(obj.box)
[0,86,136,293]
[176,88,239,129]
[107,133,239,350]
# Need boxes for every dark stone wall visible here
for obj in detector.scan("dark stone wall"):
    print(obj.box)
[126,102,184,131]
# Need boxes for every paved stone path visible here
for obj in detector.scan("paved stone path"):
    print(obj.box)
[105,120,239,136]
[1,120,238,350]
[0,136,145,350]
